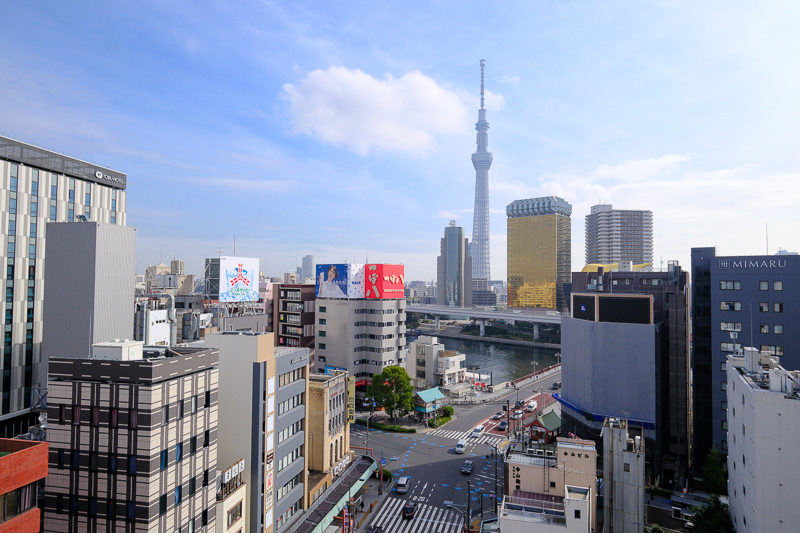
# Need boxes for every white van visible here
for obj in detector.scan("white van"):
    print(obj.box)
[455,439,467,454]
[396,476,410,494]
[471,425,485,438]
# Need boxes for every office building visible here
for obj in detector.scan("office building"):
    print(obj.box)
[307,371,352,507]
[570,263,691,483]
[726,348,800,533]
[42,222,136,379]
[497,486,591,533]
[0,438,48,532]
[407,336,466,390]
[43,341,219,532]
[313,264,407,392]
[504,438,597,531]
[436,221,472,307]
[507,196,572,311]
[690,248,800,466]
[301,255,315,283]
[0,135,127,437]
[273,284,316,354]
[206,331,311,533]
[585,204,653,267]
[471,59,493,282]
[602,418,645,533]
[216,460,246,533]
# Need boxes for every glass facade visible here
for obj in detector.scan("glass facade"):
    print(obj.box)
[507,213,571,310]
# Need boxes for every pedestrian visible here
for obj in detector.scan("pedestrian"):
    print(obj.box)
[361,500,365,511]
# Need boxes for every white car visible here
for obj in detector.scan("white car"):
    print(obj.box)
[526,401,538,412]
[512,410,524,420]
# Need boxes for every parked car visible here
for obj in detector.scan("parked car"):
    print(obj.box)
[498,420,508,431]
[492,411,504,420]
[365,526,384,533]
[512,410,524,420]
[462,460,474,474]
[402,502,417,519]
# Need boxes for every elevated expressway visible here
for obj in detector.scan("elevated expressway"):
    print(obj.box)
[405,304,565,338]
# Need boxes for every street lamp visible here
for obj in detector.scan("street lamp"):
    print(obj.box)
[444,479,472,532]
[483,443,503,514]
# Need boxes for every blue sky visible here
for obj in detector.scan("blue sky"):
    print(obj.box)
[2,1,799,281]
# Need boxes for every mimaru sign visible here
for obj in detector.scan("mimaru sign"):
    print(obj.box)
[719,259,787,269]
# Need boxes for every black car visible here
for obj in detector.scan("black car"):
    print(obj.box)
[462,460,474,474]
[552,381,560,390]
[365,526,384,533]
[402,502,417,519]
[498,420,508,431]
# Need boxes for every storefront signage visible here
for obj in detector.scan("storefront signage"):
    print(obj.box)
[332,454,352,476]
[222,459,245,483]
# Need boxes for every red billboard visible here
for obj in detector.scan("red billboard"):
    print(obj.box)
[364,264,405,299]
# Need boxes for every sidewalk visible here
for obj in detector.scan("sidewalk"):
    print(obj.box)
[353,472,393,531]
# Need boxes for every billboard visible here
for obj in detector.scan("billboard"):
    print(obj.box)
[364,264,405,299]
[315,264,365,298]
[219,256,259,302]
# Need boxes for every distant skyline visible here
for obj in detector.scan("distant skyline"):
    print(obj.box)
[2,2,799,281]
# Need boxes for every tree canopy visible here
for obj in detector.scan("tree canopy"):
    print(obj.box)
[690,496,734,533]
[367,365,414,422]
[701,446,727,495]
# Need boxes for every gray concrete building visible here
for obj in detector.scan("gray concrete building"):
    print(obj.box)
[585,204,653,267]
[42,222,136,381]
[436,221,472,307]
[0,135,127,437]
[602,418,645,533]
[43,341,219,532]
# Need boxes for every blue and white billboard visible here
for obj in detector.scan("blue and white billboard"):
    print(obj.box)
[316,263,364,298]
[219,256,259,302]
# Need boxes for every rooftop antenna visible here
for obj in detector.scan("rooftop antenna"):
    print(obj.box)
[216,247,223,258]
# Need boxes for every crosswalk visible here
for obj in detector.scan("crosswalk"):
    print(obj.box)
[427,428,504,447]
[367,496,463,533]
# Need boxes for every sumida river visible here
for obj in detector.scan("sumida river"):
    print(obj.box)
[407,334,560,385]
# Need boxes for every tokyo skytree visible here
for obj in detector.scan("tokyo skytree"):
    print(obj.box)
[471,59,493,281]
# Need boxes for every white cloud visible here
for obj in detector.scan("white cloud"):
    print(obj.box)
[497,75,520,84]
[282,67,469,155]
[438,210,463,220]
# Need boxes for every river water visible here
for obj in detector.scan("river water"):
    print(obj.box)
[407,335,560,385]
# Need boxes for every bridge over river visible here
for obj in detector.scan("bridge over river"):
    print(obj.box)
[406,304,567,337]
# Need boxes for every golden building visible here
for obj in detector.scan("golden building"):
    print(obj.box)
[507,196,572,311]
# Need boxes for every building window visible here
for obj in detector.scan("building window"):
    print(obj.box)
[178,400,184,418]
[318,343,326,350]
[89,497,98,518]
[774,302,783,313]
[319,306,326,312]
[204,429,210,447]
[774,324,784,334]
[722,440,728,451]
[319,330,326,337]
[176,443,183,462]
[72,404,81,425]
[228,501,243,527]
[205,390,211,408]
[190,436,197,455]
[128,455,137,476]
[129,409,138,429]
[109,453,117,473]
[160,494,167,515]
[58,449,65,468]
[92,406,100,426]
[721,381,727,391]
[720,361,727,372]
[111,408,118,427]
[71,450,80,470]
[719,301,742,311]
[624,463,630,472]
[191,395,198,414]
[721,401,728,411]
[319,318,326,325]
[575,509,581,519]
[722,420,728,430]
[773,280,783,291]
[175,486,182,505]
[720,322,742,332]
[760,324,769,334]
[720,281,741,290]
[161,450,168,470]
[759,281,768,290]
[127,501,136,522]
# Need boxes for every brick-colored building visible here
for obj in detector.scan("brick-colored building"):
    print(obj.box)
[0,438,49,532]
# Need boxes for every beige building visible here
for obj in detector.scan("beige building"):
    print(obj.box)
[498,485,592,533]
[217,460,247,533]
[306,371,352,507]
[408,336,466,389]
[506,438,597,531]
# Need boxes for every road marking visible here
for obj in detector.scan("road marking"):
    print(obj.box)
[368,497,463,533]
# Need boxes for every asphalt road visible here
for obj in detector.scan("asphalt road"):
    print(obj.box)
[355,371,561,532]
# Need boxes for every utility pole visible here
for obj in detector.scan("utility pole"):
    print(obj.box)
[466,479,471,533]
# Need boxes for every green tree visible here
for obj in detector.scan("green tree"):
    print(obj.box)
[701,447,727,495]
[690,496,734,533]
[644,525,664,533]
[367,365,414,424]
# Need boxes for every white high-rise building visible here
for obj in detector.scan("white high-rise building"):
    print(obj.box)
[727,348,800,533]
[301,255,315,282]
[0,135,127,437]
[585,204,653,267]
[471,59,493,282]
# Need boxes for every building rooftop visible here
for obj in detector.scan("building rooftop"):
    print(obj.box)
[730,348,800,399]
[415,387,446,403]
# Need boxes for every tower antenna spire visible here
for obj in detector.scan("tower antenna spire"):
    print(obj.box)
[480,59,486,110]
